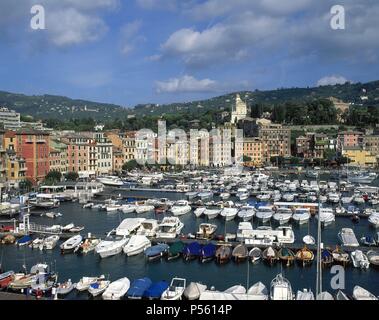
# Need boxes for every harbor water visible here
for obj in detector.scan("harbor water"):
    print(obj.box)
[1,183,379,299]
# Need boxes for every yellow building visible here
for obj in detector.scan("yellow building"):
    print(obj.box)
[243,137,262,167]
[343,147,377,167]
[5,151,27,187]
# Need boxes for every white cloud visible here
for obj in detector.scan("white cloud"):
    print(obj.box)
[119,20,143,56]
[136,0,177,10]
[155,75,218,93]
[47,8,108,47]
[317,75,350,86]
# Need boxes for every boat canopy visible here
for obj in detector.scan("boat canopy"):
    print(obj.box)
[168,241,185,255]
[143,281,169,299]
[127,277,152,298]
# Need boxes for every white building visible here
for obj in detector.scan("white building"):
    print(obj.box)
[231,94,248,124]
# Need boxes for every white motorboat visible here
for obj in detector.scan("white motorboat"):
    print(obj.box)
[303,235,316,245]
[220,192,231,200]
[351,250,370,269]
[123,235,151,256]
[255,206,274,223]
[170,200,191,216]
[273,207,292,225]
[270,273,293,300]
[60,235,83,254]
[29,238,44,250]
[161,278,186,300]
[119,204,136,214]
[88,279,111,297]
[76,275,105,292]
[196,223,217,240]
[106,203,122,212]
[296,289,315,300]
[352,286,378,300]
[328,192,340,203]
[75,236,101,254]
[194,207,206,218]
[220,208,238,221]
[115,218,146,237]
[56,279,76,296]
[341,195,354,204]
[316,291,334,300]
[282,193,295,202]
[236,222,254,241]
[247,282,268,300]
[338,228,359,247]
[183,282,207,300]
[135,205,155,214]
[256,193,271,201]
[95,232,129,258]
[292,208,311,225]
[45,212,62,219]
[136,219,159,237]
[237,206,255,222]
[368,213,379,228]
[96,176,124,186]
[316,208,335,225]
[236,188,249,201]
[42,235,60,250]
[155,217,184,239]
[203,208,221,220]
[335,205,346,215]
[102,277,130,300]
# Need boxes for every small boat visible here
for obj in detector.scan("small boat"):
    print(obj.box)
[127,277,152,299]
[351,215,360,223]
[263,246,279,265]
[368,213,379,228]
[88,279,111,297]
[196,223,217,240]
[332,246,350,266]
[249,247,262,263]
[292,208,310,225]
[56,279,76,296]
[321,249,333,267]
[352,286,378,300]
[224,285,246,295]
[144,243,169,261]
[215,245,232,264]
[45,212,62,219]
[220,208,238,221]
[60,235,83,254]
[273,208,293,225]
[296,289,315,300]
[303,235,315,245]
[135,205,155,214]
[237,206,255,222]
[161,277,186,300]
[232,243,248,262]
[76,275,105,292]
[220,192,230,200]
[123,235,151,256]
[102,277,130,300]
[351,250,370,269]
[0,271,15,289]
[338,228,359,247]
[316,291,334,300]
[296,246,314,266]
[156,217,184,239]
[183,282,207,300]
[279,247,296,266]
[194,207,206,218]
[335,290,350,300]
[185,191,198,200]
[83,203,94,209]
[119,204,136,214]
[95,233,129,258]
[167,241,185,261]
[136,219,159,237]
[29,238,44,249]
[247,282,268,300]
[182,242,202,261]
[75,236,101,254]
[200,243,216,263]
[316,208,335,226]
[203,208,221,220]
[270,273,293,300]
[42,235,60,250]
[143,281,169,300]
[367,250,379,267]
[16,235,32,247]
[170,200,191,216]
[255,206,274,223]
[360,235,376,247]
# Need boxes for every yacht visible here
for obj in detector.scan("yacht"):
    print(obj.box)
[115,218,146,237]
[256,206,274,223]
[155,217,184,239]
[170,200,191,216]
[95,232,129,258]
[136,219,159,237]
[273,207,293,225]
[270,274,293,300]
[96,176,124,186]
[123,235,151,256]
[292,208,311,225]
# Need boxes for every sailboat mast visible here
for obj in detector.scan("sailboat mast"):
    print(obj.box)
[316,177,322,297]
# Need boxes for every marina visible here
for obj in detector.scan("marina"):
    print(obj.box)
[0,169,379,300]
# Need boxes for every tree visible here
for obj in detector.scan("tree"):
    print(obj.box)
[243,155,252,162]
[122,159,140,172]
[44,170,62,184]
[65,171,79,181]
[19,179,33,192]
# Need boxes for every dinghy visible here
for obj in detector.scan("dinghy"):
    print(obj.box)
[75,236,101,254]
[249,247,262,263]
[335,290,350,300]
[56,279,76,296]
[232,243,248,262]
[127,277,152,299]
[194,207,206,218]
[183,282,207,300]
[215,245,232,264]
[42,235,59,250]
[303,235,315,245]
[351,250,370,269]
[279,247,295,266]
[60,235,82,254]
[143,281,169,300]
[200,243,216,263]
[220,208,238,221]
[352,286,378,300]
[88,279,111,297]
[0,271,15,289]
[102,277,130,300]
[29,238,44,249]
[263,246,279,265]
[237,206,255,222]
[161,277,186,300]
[76,275,105,292]
[16,235,32,247]
[203,208,221,220]
[292,208,310,225]
[296,246,314,266]
[273,208,293,225]
[123,235,151,256]
[144,243,169,261]
[332,246,350,266]
[367,250,379,267]
[321,249,333,267]
[170,200,191,216]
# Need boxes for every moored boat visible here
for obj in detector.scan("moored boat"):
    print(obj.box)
[215,245,232,264]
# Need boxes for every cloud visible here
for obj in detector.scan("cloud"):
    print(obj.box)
[155,75,218,93]
[135,0,177,10]
[47,8,108,47]
[317,75,350,86]
[119,20,143,56]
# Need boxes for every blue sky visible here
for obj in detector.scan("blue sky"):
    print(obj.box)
[0,0,379,107]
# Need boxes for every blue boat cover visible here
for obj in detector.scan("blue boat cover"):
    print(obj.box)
[127,277,152,297]
[145,244,169,257]
[322,250,332,258]
[143,280,169,299]
[255,202,268,209]
[183,242,202,256]
[90,283,99,289]
[17,235,32,244]
[247,199,257,206]
[201,243,216,258]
